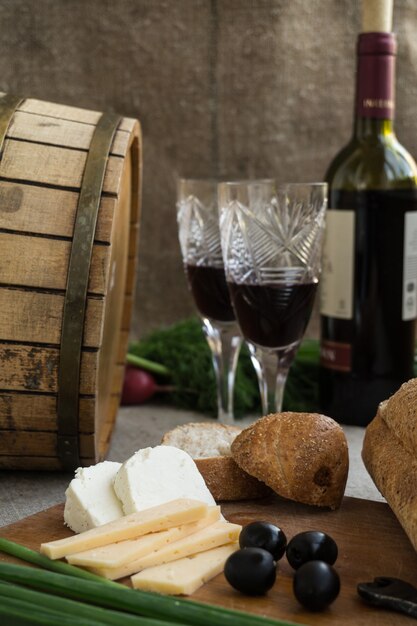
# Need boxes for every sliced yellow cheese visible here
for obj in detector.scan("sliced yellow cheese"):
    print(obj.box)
[131,542,238,595]
[41,498,209,560]
[67,506,221,568]
[89,521,241,580]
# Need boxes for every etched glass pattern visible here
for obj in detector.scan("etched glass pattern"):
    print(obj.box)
[220,187,326,286]
[218,180,327,416]
[177,194,223,268]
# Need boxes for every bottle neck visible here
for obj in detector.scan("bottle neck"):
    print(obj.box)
[354,32,396,140]
[354,117,394,140]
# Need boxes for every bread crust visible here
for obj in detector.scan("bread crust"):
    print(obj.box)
[231,412,349,510]
[382,379,417,455]
[195,457,271,501]
[362,408,417,552]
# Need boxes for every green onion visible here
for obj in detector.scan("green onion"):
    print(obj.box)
[0,594,107,626]
[0,580,179,626]
[0,563,303,626]
[0,597,115,626]
[126,353,170,376]
[0,538,119,586]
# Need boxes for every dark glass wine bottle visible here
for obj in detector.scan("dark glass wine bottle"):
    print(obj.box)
[319,30,417,426]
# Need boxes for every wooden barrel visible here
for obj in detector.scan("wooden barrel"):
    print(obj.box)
[0,95,141,470]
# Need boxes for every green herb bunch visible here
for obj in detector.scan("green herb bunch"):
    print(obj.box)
[129,318,320,417]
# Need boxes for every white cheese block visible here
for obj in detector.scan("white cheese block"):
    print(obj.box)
[41,498,208,560]
[89,520,241,580]
[66,505,221,568]
[131,542,238,595]
[113,446,216,515]
[64,461,123,533]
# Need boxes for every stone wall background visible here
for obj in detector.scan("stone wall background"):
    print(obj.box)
[1,0,416,338]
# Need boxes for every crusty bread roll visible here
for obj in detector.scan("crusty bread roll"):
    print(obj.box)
[362,404,417,551]
[231,412,349,510]
[161,422,271,501]
[381,379,417,455]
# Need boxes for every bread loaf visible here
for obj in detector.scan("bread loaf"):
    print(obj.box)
[231,412,349,510]
[362,404,417,551]
[381,379,417,455]
[161,423,271,501]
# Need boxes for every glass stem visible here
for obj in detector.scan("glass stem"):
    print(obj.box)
[202,319,242,424]
[248,343,298,415]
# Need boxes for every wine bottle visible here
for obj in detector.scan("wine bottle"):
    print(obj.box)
[319,0,417,426]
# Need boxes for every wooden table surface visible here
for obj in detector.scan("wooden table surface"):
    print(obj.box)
[0,494,413,626]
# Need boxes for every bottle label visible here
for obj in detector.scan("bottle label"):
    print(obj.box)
[403,212,417,321]
[320,340,352,372]
[320,209,355,319]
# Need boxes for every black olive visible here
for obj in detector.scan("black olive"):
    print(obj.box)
[286,531,338,569]
[239,521,287,561]
[224,547,276,595]
[293,560,340,611]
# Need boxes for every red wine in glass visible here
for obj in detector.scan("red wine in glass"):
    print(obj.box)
[219,180,327,415]
[177,177,243,425]
[227,281,318,348]
[186,264,235,323]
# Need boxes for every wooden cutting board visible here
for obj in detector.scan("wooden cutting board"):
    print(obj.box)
[0,495,415,626]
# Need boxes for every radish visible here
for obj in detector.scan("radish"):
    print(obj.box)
[121,366,157,405]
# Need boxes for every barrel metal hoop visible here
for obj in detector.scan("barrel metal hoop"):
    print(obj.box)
[0,95,25,156]
[57,112,121,470]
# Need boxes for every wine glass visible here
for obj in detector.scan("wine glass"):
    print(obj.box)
[219,180,327,415]
[176,178,242,424]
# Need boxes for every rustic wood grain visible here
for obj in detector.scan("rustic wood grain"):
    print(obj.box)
[110,365,125,395]
[117,331,130,362]
[0,96,141,469]
[121,295,134,331]
[129,223,140,252]
[0,233,110,294]
[0,140,124,194]
[0,456,95,470]
[17,98,136,132]
[0,344,97,394]
[8,111,131,155]
[94,144,132,462]
[125,256,137,296]
[0,181,116,242]
[0,395,95,433]
[0,431,94,457]
[0,496,414,625]
[0,288,104,347]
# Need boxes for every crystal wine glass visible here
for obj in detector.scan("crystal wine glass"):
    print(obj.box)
[219,180,327,415]
[176,178,242,424]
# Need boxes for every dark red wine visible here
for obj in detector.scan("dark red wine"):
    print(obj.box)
[320,189,417,424]
[186,264,235,322]
[227,281,318,349]
[319,30,417,425]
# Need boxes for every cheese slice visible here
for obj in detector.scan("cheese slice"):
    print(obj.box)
[64,461,123,533]
[131,542,238,595]
[66,505,221,568]
[113,446,216,515]
[89,521,241,580]
[41,498,208,560]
